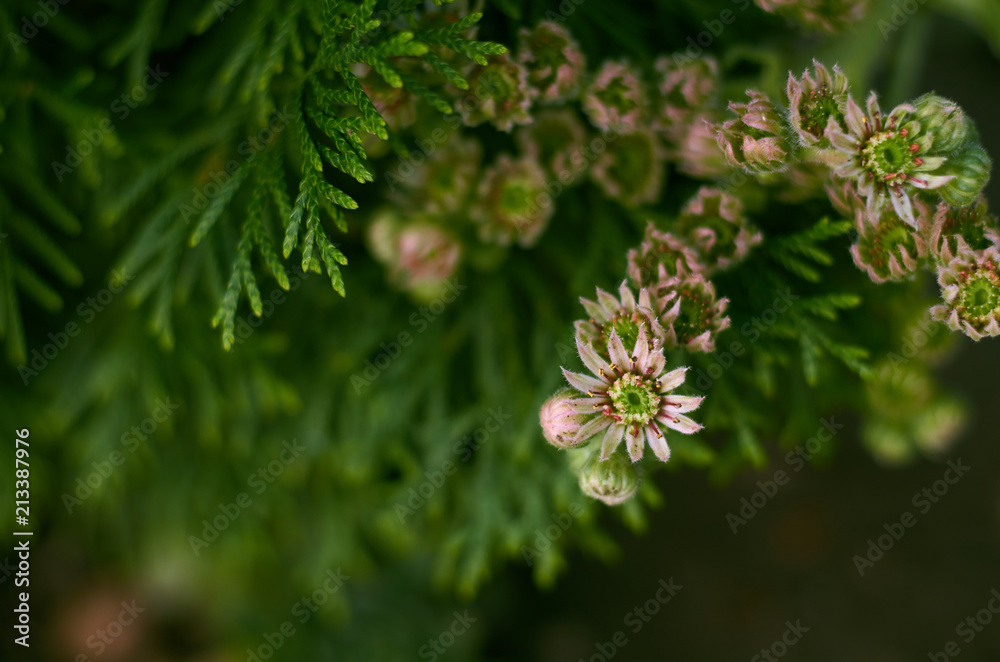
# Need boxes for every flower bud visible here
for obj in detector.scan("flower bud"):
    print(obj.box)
[657,273,731,353]
[578,449,640,506]
[516,109,588,185]
[590,129,665,208]
[786,60,850,148]
[715,90,790,174]
[926,195,999,264]
[517,21,587,103]
[654,55,719,141]
[674,187,762,273]
[627,224,704,288]
[540,388,590,448]
[850,196,930,283]
[457,53,537,132]
[911,94,970,154]
[583,60,645,134]
[472,154,553,247]
[938,145,992,208]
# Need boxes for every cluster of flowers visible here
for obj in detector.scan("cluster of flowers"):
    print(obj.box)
[712,60,994,339]
[363,20,769,300]
[538,185,763,505]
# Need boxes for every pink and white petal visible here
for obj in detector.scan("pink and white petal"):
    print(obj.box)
[645,346,666,377]
[625,425,645,462]
[658,366,688,392]
[607,329,630,369]
[577,337,607,377]
[618,281,637,311]
[645,426,671,462]
[566,397,606,413]
[909,174,954,190]
[660,413,703,434]
[660,296,681,324]
[575,414,612,443]
[662,395,705,413]
[633,325,650,368]
[562,368,607,395]
[596,288,620,317]
[685,330,715,353]
[844,96,867,137]
[600,423,626,459]
[580,296,605,321]
[889,189,916,228]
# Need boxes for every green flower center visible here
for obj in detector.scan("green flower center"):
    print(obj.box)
[799,86,842,137]
[674,288,712,343]
[596,77,637,114]
[499,180,535,216]
[959,270,1000,322]
[608,372,660,426]
[859,214,917,275]
[861,131,916,179]
[527,32,570,87]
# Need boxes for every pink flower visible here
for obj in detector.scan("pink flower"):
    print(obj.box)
[589,129,665,208]
[715,90,790,174]
[824,92,954,227]
[472,154,553,247]
[517,21,587,103]
[930,244,1000,340]
[675,187,762,274]
[656,274,731,353]
[575,281,669,358]
[627,224,705,288]
[540,388,591,448]
[582,60,645,134]
[457,53,537,132]
[850,197,930,284]
[560,327,704,462]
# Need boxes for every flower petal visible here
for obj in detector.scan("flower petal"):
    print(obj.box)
[575,414,612,443]
[662,395,705,413]
[645,426,671,462]
[633,324,649,368]
[577,337,606,377]
[562,368,606,395]
[567,397,606,413]
[607,328,629,370]
[659,413,703,434]
[659,366,688,392]
[600,423,626,459]
[625,425,645,462]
